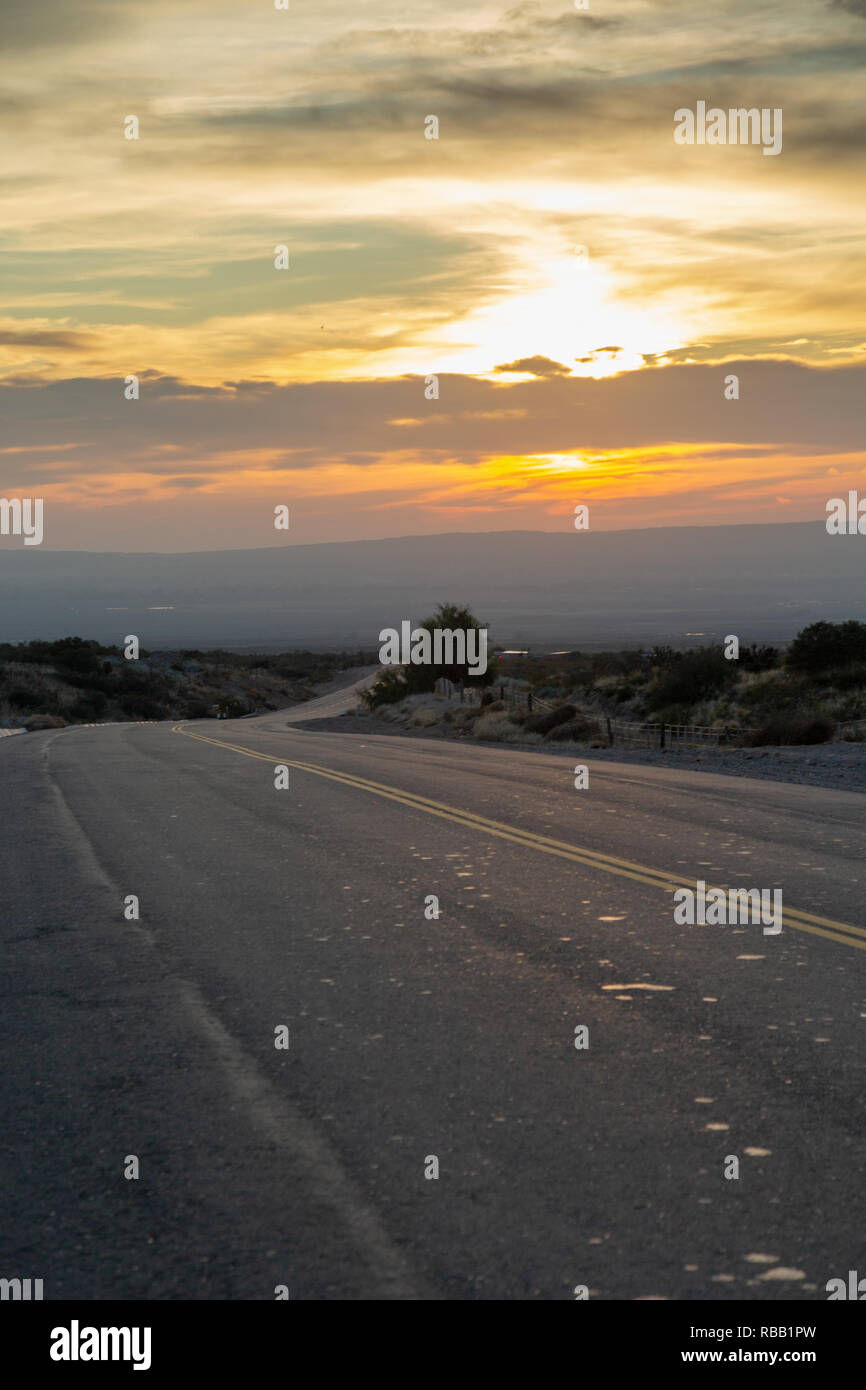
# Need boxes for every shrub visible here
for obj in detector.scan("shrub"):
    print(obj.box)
[739,644,781,672]
[591,652,637,679]
[525,703,575,735]
[546,717,600,742]
[6,685,41,710]
[69,692,108,721]
[824,662,866,692]
[452,706,479,728]
[409,706,440,728]
[363,668,408,708]
[118,695,165,719]
[738,673,806,714]
[749,715,835,747]
[787,621,866,675]
[648,703,691,725]
[25,713,67,730]
[220,698,251,718]
[645,647,734,709]
[52,639,104,677]
[499,726,543,745]
[474,711,521,741]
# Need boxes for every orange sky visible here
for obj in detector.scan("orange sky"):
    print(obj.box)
[2,0,865,548]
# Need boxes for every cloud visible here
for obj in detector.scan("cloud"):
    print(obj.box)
[0,329,96,350]
[3,0,864,441]
[2,0,142,48]
[493,356,571,377]
[2,361,865,489]
[574,347,622,365]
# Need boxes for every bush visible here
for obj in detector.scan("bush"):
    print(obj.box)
[69,692,108,721]
[6,685,41,710]
[824,662,866,692]
[452,706,479,728]
[591,652,637,679]
[650,703,692,725]
[220,698,250,718]
[787,621,866,675]
[25,713,67,730]
[739,644,781,672]
[525,703,575,735]
[409,706,440,728]
[645,647,734,709]
[749,715,835,747]
[473,712,521,741]
[546,717,600,742]
[363,668,408,708]
[499,726,543,745]
[52,638,104,677]
[738,673,806,715]
[118,695,165,719]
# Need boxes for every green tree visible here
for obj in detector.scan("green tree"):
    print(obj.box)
[402,602,494,694]
[366,601,494,705]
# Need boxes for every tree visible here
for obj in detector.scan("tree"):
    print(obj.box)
[402,602,495,694]
[366,601,495,706]
[787,621,866,674]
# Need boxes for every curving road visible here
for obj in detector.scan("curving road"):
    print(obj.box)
[2,675,865,1300]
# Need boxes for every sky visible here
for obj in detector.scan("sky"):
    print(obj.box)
[1,0,865,550]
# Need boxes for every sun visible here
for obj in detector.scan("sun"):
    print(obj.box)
[461,254,687,378]
[371,251,690,381]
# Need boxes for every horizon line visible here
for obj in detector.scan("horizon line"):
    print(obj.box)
[0,516,827,559]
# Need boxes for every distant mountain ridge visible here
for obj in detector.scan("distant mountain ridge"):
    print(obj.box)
[0,522,863,650]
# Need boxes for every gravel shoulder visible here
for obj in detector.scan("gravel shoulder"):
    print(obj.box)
[290,712,866,795]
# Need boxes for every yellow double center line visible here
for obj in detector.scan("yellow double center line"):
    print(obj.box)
[173,724,866,954]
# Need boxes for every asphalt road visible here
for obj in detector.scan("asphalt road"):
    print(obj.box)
[2,678,866,1300]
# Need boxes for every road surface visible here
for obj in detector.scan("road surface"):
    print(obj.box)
[2,677,865,1300]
